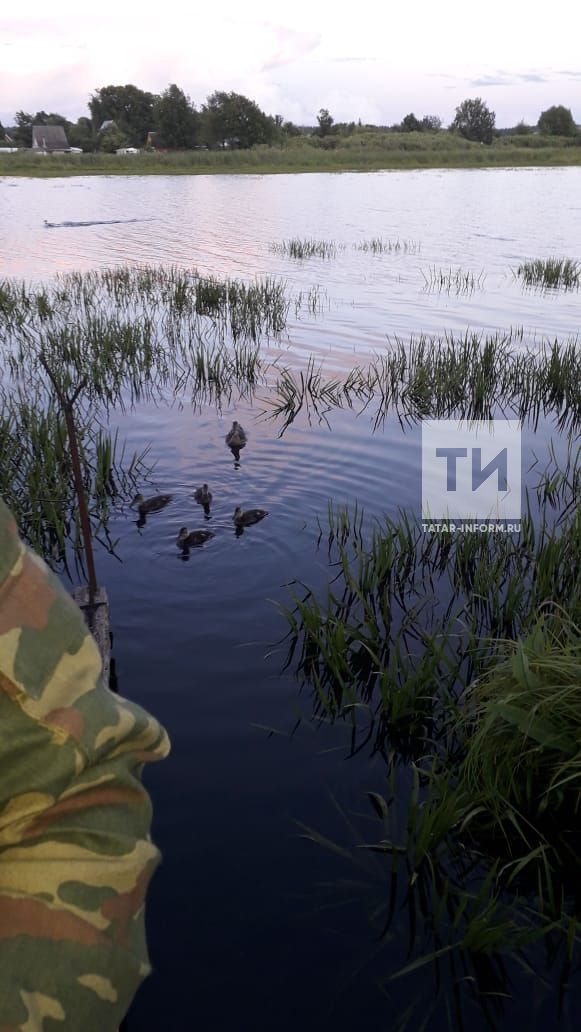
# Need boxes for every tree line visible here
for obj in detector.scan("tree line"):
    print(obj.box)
[0,86,578,152]
[0,85,299,152]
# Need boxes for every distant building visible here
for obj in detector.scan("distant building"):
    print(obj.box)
[32,125,70,153]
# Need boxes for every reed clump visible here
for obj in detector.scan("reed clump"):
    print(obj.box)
[421,265,486,293]
[356,238,420,254]
[516,257,581,289]
[283,442,580,1025]
[459,618,581,820]
[270,238,341,259]
[267,331,581,433]
[278,435,577,1023]
[0,385,151,569]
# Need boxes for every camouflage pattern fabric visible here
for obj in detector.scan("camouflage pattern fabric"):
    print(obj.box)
[0,498,170,1030]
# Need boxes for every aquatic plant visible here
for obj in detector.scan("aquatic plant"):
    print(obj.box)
[0,385,151,569]
[266,331,581,434]
[356,238,421,253]
[269,238,342,259]
[421,265,486,293]
[516,257,581,289]
[458,617,581,819]
[282,441,581,1027]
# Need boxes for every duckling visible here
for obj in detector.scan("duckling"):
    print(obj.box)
[132,492,173,514]
[194,484,213,506]
[233,506,269,527]
[225,421,247,450]
[176,527,214,548]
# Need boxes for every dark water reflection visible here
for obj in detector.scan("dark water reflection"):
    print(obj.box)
[2,169,580,1029]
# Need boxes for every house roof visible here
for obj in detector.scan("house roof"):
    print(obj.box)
[32,125,69,151]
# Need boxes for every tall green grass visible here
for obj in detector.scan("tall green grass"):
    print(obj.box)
[516,257,581,289]
[0,265,293,414]
[267,332,581,433]
[280,440,580,1026]
[357,238,421,254]
[270,238,341,259]
[0,385,151,569]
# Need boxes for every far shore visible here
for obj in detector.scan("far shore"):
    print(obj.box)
[2,136,581,178]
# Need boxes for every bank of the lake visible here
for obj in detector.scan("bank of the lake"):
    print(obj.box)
[2,133,581,177]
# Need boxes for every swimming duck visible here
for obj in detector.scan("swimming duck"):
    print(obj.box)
[194,484,213,506]
[132,493,173,514]
[233,506,269,527]
[225,421,247,449]
[176,527,215,548]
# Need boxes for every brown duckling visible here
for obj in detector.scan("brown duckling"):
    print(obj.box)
[194,484,213,506]
[233,506,268,527]
[225,421,247,450]
[176,527,214,548]
[132,492,173,514]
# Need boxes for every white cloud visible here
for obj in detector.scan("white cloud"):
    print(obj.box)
[1,2,580,126]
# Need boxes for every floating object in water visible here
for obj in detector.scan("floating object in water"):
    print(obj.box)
[194,484,213,506]
[176,527,214,548]
[233,506,268,527]
[43,217,153,229]
[132,493,173,514]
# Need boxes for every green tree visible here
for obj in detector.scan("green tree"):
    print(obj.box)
[153,84,199,149]
[13,112,34,147]
[68,117,98,152]
[421,115,442,132]
[512,120,533,135]
[450,97,495,144]
[537,105,577,137]
[201,91,275,149]
[400,113,423,132]
[316,108,334,137]
[98,126,130,153]
[89,85,155,147]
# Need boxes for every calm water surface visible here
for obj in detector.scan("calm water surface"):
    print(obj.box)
[1,169,579,1030]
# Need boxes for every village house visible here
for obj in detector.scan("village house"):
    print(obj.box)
[32,125,70,153]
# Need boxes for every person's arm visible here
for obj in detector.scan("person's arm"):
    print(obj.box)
[0,498,170,1031]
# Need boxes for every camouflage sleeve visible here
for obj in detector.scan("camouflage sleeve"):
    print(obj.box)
[0,498,170,1031]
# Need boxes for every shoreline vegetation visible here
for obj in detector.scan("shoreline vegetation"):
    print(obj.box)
[2,132,581,177]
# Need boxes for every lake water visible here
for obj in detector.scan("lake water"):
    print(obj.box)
[1,168,580,1031]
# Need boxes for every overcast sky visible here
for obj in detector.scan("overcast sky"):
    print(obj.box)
[1,0,580,128]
